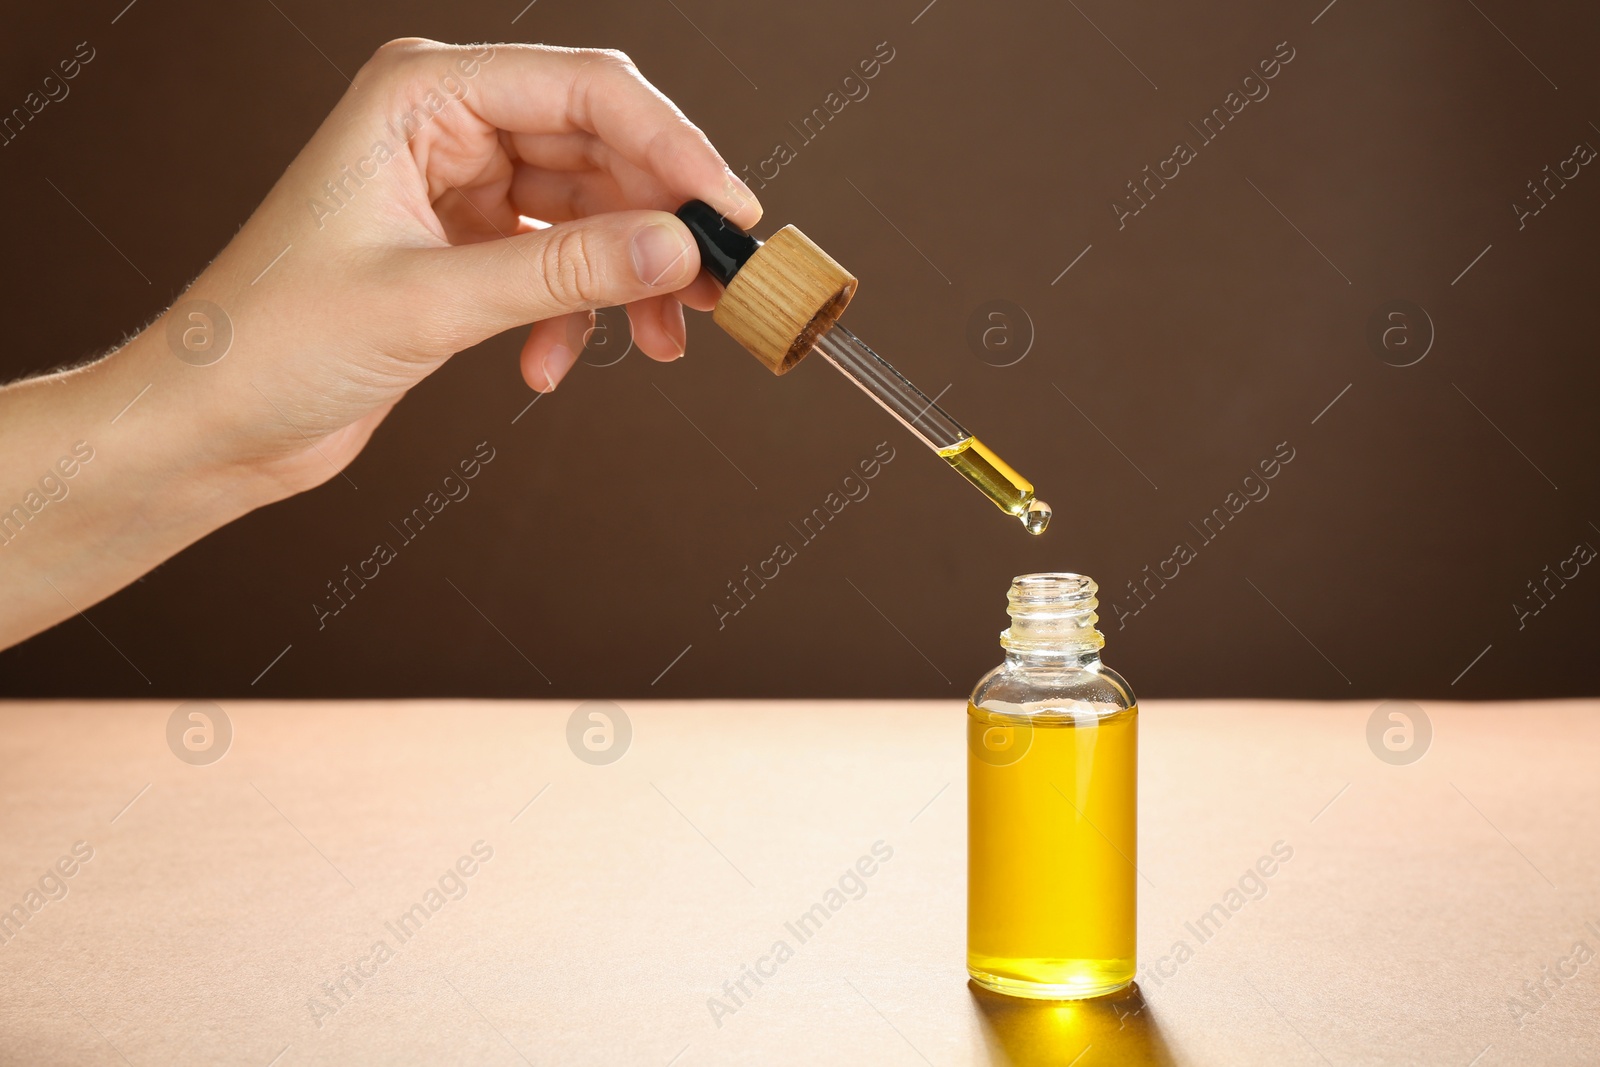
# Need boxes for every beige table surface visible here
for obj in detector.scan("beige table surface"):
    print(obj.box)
[0,699,1595,1066]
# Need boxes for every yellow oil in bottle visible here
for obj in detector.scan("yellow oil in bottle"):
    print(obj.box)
[967,701,1137,1000]
[940,437,1052,535]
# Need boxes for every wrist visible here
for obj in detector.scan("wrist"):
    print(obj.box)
[0,331,288,647]
[93,328,290,524]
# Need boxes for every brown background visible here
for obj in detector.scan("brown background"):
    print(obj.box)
[1,0,1596,699]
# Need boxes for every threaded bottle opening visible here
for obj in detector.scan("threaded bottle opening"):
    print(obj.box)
[1000,572,1104,655]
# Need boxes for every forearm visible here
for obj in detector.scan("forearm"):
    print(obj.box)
[0,331,277,650]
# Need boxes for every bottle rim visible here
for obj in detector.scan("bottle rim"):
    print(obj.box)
[1002,572,1104,654]
[1009,572,1096,602]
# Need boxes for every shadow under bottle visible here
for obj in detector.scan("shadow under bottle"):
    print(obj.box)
[968,980,1177,1066]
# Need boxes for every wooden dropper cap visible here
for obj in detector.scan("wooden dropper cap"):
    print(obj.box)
[675,200,857,375]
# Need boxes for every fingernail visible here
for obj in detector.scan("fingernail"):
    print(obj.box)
[666,308,687,358]
[723,171,761,221]
[632,223,692,288]
[542,343,577,390]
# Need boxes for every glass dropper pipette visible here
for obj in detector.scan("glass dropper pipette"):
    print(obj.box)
[675,200,1052,536]
[811,324,1051,534]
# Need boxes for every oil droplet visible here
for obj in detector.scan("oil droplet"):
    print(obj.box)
[1022,499,1052,535]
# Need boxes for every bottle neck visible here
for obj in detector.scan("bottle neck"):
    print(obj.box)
[1005,647,1103,669]
[999,572,1105,666]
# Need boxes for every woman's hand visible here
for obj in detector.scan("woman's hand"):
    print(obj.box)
[153,38,760,497]
[0,39,758,649]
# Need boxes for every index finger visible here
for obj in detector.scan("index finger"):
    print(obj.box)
[453,44,762,229]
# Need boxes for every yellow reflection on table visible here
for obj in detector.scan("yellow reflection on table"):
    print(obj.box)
[969,980,1176,1066]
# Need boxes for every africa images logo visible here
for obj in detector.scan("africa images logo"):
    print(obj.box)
[166,701,232,766]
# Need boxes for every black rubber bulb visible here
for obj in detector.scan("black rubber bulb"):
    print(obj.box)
[675,199,760,287]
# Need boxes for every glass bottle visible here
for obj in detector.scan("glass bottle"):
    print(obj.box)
[967,573,1138,1000]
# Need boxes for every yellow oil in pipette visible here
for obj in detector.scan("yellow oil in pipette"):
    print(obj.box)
[940,438,1052,535]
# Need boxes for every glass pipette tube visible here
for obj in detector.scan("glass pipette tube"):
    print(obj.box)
[669,198,1050,535]
[812,325,1051,535]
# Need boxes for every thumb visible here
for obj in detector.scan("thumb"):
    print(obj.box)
[400,210,701,353]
